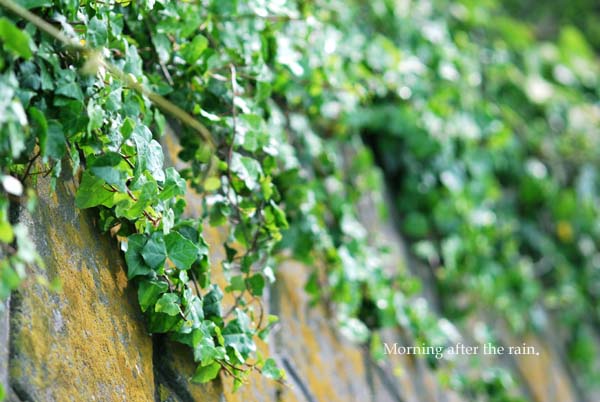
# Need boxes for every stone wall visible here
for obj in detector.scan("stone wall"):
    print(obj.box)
[0,132,595,401]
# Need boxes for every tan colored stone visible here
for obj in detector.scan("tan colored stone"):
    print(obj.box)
[9,171,155,402]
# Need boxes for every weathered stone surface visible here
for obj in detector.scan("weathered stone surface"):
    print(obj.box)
[270,260,373,402]
[8,169,155,401]
[0,298,8,400]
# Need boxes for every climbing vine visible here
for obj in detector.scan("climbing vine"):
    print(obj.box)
[1,0,600,400]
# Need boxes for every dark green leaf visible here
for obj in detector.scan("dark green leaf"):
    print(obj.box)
[142,232,167,270]
[125,234,153,279]
[165,231,198,270]
[43,120,66,160]
[247,274,265,296]
[138,279,168,312]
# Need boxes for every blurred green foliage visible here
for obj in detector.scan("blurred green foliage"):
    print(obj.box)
[351,0,600,391]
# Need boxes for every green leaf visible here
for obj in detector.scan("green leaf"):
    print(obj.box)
[87,16,108,48]
[262,358,284,380]
[75,172,114,209]
[55,81,83,101]
[203,177,221,191]
[0,17,32,59]
[116,179,158,220]
[247,274,265,296]
[90,152,129,192]
[132,130,165,182]
[0,219,14,243]
[155,293,180,316]
[183,293,204,326]
[191,321,225,364]
[228,275,246,292]
[230,153,262,190]
[43,120,66,160]
[191,361,221,383]
[202,285,223,319]
[181,35,209,64]
[159,167,186,201]
[222,309,255,363]
[125,234,152,279]
[138,279,168,312]
[165,231,198,270]
[87,101,105,133]
[147,311,179,333]
[142,232,167,270]
[151,33,171,63]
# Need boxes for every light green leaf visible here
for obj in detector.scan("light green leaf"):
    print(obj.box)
[191,361,221,383]
[0,17,32,59]
[155,293,180,316]
[262,358,284,380]
[181,35,208,64]
[75,172,115,209]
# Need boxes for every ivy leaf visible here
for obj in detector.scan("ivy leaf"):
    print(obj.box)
[181,35,208,64]
[89,152,128,192]
[75,172,114,209]
[247,274,265,296]
[230,153,262,190]
[125,234,153,279]
[55,77,83,101]
[138,279,168,312]
[0,17,32,59]
[155,293,180,316]
[183,292,204,327]
[142,232,167,270]
[191,361,221,384]
[147,140,166,182]
[262,358,284,380]
[43,120,66,161]
[131,133,165,182]
[87,16,108,48]
[202,285,223,319]
[222,309,256,363]
[228,275,246,292]
[147,312,180,333]
[191,321,225,364]
[158,167,186,201]
[116,179,158,220]
[165,231,198,270]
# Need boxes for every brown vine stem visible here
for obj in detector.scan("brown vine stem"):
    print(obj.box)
[0,0,216,149]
